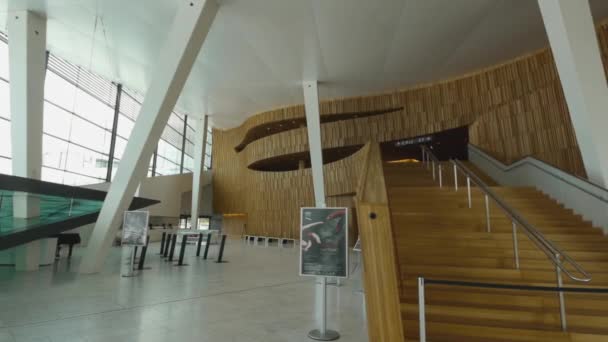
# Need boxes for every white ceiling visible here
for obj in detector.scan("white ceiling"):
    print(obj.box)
[1,0,608,129]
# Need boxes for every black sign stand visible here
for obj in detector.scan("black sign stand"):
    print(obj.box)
[215,234,228,263]
[175,235,189,266]
[167,234,177,261]
[158,232,166,255]
[202,233,212,259]
[196,233,204,257]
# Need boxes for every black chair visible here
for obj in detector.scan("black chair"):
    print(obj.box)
[52,233,81,259]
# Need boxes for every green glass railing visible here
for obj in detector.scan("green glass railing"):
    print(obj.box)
[0,174,159,250]
[0,190,103,236]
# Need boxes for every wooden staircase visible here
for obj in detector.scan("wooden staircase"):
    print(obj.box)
[384,161,608,341]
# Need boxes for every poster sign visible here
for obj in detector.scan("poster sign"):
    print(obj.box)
[122,211,149,246]
[300,207,348,278]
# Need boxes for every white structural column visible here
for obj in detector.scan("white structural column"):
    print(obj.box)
[303,81,340,340]
[303,81,326,207]
[8,11,47,271]
[191,115,208,229]
[80,0,219,273]
[538,0,608,186]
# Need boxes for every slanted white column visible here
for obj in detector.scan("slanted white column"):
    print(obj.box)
[303,81,326,207]
[8,11,47,271]
[191,115,208,229]
[303,81,332,336]
[538,0,608,186]
[80,0,219,274]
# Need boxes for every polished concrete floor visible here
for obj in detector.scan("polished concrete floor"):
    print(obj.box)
[0,239,368,342]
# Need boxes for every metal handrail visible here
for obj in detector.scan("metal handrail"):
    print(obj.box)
[417,276,608,341]
[421,145,442,187]
[419,146,595,333]
[420,145,591,283]
[450,158,591,283]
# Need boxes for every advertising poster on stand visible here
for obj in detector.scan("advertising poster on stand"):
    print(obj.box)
[300,207,348,278]
[122,211,149,246]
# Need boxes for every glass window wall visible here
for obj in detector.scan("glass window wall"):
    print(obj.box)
[0,32,198,183]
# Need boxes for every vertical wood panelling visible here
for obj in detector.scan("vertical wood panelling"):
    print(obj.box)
[213,21,608,238]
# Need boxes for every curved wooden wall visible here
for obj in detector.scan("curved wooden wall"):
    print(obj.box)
[212,21,608,238]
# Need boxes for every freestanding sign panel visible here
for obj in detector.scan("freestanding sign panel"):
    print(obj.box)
[122,211,149,246]
[300,207,348,278]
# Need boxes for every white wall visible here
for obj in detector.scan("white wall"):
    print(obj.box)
[85,171,212,217]
[81,171,212,242]
[468,144,608,234]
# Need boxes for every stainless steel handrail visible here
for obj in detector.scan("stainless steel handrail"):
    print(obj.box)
[420,145,591,283]
[417,276,608,341]
[421,146,442,187]
[451,158,591,283]
[420,145,592,332]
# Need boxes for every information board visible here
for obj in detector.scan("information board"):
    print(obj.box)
[122,211,149,246]
[299,207,348,278]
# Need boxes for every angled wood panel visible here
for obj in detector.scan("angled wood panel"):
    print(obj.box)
[212,19,608,238]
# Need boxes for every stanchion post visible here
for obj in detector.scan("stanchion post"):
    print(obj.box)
[467,177,472,208]
[168,234,177,261]
[418,277,426,342]
[556,256,567,331]
[196,232,204,256]
[159,232,166,255]
[163,233,172,258]
[138,236,150,270]
[203,233,212,259]
[216,234,227,263]
[453,163,458,191]
[176,234,189,266]
[485,194,491,233]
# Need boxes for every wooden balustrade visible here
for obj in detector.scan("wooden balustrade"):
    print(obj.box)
[355,141,405,342]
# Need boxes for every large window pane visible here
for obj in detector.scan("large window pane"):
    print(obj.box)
[0,118,11,158]
[0,40,8,81]
[157,139,180,168]
[69,115,111,154]
[43,102,72,138]
[41,166,65,184]
[114,136,128,160]
[0,80,9,119]
[73,87,114,130]
[64,143,107,182]
[183,154,193,172]
[0,157,10,175]
[44,72,77,110]
[167,112,184,133]
[117,115,134,139]
[62,171,102,186]
[42,134,68,170]
[156,156,179,176]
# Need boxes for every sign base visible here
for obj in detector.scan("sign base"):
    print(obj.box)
[308,329,339,341]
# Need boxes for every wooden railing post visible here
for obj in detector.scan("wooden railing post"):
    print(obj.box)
[354,141,405,342]
[356,204,405,342]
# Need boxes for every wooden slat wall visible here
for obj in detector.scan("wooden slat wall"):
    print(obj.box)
[213,21,608,238]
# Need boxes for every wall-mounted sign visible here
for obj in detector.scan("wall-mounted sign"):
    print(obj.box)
[394,135,433,147]
[122,211,149,246]
[300,207,348,278]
